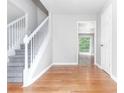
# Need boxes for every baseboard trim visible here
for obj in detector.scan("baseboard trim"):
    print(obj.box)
[111,75,117,82]
[95,63,117,83]
[23,63,53,87]
[95,63,102,69]
[53,62,78,65]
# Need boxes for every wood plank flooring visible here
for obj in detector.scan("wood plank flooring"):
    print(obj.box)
[8,65,117,93]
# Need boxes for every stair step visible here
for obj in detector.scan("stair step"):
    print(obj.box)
[9,56,31,62]
[8,77,22,83]
[9,59,31,63]
[15,52,31,55]
[9,55,31,59]
[15,48,31,52]
[8,62,24,67]
[15,50,31,55]
[7,72,23,77]
[8,43,32,83]
[8,67,24,71]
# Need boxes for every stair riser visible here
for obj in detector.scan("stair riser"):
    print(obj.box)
[15,52,31,55]
[8,73,23,77]
[9,58,31,62]
[9,56,31,59]
[8,78,22,83]
[8,63,24,67]
[15,49,31,52]
[8,67,24,71]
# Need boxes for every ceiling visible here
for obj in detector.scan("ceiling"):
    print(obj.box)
[40,0,108,14]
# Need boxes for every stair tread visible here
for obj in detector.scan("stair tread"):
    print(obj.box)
[8,77,23,83]
[8,43,31,83]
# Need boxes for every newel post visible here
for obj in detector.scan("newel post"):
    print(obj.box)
[24,35,29,70]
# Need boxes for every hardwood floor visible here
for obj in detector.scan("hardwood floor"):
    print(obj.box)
[8,65,117,93]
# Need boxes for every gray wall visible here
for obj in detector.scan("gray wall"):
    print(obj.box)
[8,0,38,34]
[37,7,47,25]
[52,14,96,64]
[8,0,48,34]
[7,1,24,23]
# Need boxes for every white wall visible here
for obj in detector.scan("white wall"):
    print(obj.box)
[52,14,96,64]
[97,0,117,79]
[9,0,38,34]
[7,1,24,24]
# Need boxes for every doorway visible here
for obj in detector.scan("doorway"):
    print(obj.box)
[77,21,96,65]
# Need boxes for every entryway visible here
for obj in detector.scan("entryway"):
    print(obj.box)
[77,21,96,65]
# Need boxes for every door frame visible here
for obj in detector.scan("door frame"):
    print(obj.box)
[76,21,97,65]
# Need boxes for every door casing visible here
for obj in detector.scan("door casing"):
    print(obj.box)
[76,21,96,65]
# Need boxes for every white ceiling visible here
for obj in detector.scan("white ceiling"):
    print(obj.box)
[40,0,107,14]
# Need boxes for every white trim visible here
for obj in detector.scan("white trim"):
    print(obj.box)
[95,63,117,83]
[53,62,78,65]
[95,62,103,70]
[111,75,117,82]
[23,63,53,87]
[77,21,96,65]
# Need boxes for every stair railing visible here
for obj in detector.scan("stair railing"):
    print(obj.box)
[24,17,49,70]
[7,15,28,53]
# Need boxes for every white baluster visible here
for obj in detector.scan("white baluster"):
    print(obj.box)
[8,26,11,50]
[12,25,14,49]
[31,39,33,65]
[13,24,16,47]
[16,23,17,45]
[19,21,21,41]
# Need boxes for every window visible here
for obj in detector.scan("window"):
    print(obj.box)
[79,35,94,54]
[79,37,90,53]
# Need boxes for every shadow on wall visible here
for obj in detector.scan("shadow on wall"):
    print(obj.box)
[7,1,25,24]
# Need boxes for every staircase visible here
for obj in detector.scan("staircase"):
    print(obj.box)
[7,15,27,83]
[7,44,31,83]
[7,16,49,85]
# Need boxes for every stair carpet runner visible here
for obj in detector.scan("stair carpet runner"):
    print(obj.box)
[7,44,31,83]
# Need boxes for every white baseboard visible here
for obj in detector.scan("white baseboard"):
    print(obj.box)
[53,62,78,65]
[23,63,53,87]
[95,63,102,69]
[111,75,117,83]
[95,63,117,83]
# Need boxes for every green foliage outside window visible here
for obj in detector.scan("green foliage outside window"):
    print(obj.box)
[79,37,90,52]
